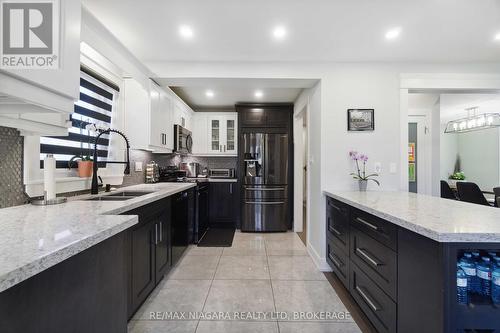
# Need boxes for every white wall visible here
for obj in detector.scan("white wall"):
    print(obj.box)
[458,128,500,191]
[440,124,458,180]
[145,60,500,270]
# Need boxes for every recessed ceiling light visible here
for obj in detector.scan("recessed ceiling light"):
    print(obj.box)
[272,26,287,40]
[205,90,214,98]
[179,25,194,39]
[495,32,500,41]
[254,90,264,98]
[385,27,402,40]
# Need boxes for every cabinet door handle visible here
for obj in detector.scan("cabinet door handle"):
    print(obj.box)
[155,223,158,245]
[355,217,379,231]
[224,144,226,152]
[328,252,343,268]
[356,248,382,267]
[230,183,233,194]
[328,224,342,236]
[355,286,381,312]
[159,222,162,242]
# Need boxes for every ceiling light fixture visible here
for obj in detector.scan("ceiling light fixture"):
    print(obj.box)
[385,27,402,40]
[254,90,264,98]
[205,90,214,98]
[272,26,287,40]
[179,25,194,39]
[444,107,500,133]
[495,32,500,41]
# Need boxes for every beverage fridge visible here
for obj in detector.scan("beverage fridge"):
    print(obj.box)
[240,133,289,232]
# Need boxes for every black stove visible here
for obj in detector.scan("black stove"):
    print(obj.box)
[159,166,208,183]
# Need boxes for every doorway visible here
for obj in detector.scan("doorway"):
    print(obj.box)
[295,106,308,245]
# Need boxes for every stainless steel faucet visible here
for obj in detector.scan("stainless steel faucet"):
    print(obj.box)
[91,128,130,195]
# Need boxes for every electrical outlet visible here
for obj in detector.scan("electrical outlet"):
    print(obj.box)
[374,162,382,173]
[134,161,143,172]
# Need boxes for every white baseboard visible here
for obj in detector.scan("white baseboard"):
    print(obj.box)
[307,243,332,272]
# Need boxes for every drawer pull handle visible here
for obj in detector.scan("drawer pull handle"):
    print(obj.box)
[356,248,382,267]
[328,253,343,268]
[355,217,379,231]
[328,225,342,236]
[355,286,381,312]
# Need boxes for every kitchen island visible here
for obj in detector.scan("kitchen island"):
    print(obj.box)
[324,190,500,333]
[0,182,195,333]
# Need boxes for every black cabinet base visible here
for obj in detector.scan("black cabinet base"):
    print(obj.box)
[0,232,128,333]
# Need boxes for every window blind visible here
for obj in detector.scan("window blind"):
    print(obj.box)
[40,68,119,168]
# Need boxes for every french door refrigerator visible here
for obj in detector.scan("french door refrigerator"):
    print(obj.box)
[241,133,289,231]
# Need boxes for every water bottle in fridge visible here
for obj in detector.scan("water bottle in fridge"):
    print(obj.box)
[477,257,492,296]
[492,266,500,305]
[457,266,469,305]
[459,253,479,294]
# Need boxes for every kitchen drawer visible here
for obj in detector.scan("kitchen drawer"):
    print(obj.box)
[326,235,349,288]
[350,226,397,300]
[350,263,397,333]
[350,208,398,251]
[326,198,349,253]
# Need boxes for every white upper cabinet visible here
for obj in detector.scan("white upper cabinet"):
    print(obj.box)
[172,98,193,131]
[123,79,173,153]
[0,0,81,135]
[193,112,238,156]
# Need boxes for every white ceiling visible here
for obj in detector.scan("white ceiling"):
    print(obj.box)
[156,78,317,109]
[82,0,500,63]
[440,94,500,122]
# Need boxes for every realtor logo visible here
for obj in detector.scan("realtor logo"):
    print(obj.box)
[1,0,59,69]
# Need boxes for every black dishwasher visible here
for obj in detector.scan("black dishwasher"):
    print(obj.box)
[171,191,189,266]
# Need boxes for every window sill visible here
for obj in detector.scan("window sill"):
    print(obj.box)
[24,175,125,197]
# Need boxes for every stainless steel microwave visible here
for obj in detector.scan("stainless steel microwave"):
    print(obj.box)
[174,125,192,154]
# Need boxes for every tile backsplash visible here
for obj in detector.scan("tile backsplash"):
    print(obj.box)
[0,128,237,208]
[0,126,28,208]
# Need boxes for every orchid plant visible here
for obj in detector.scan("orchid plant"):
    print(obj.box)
[349,151,380,186]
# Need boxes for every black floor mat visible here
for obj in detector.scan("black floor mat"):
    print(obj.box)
[197,228,235,247]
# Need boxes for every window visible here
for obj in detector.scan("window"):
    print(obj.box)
[40,66,120,168]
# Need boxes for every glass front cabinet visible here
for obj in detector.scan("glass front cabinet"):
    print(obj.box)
[207,114,238,155]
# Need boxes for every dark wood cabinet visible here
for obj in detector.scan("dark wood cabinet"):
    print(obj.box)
[155,203,171,282]
[236,103,292,129]
[125,197,174,319]
[130,218,156,314]
[209,181,237,227]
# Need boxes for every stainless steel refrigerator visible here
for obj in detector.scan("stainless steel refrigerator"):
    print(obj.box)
[241,133,289,232]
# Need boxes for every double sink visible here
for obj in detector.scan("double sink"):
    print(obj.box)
[84,191,154,201]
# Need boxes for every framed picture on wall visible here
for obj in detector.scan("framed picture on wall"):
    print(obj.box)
[347,109,374,131]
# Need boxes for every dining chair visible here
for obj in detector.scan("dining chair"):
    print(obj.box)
[456,182,491,206]
[440,180,457,200]
[493,187,500,208]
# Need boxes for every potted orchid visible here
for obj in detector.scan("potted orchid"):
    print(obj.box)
[349,151,380,191]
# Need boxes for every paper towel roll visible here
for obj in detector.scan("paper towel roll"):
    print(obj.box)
[44,154,56,201]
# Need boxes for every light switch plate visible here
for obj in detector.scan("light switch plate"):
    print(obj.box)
[374,162,382,173]
[389,163,397,174]
[135,161,143,172]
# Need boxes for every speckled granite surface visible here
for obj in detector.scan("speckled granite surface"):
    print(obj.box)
[0,182,195,292]
[324,190,500,243]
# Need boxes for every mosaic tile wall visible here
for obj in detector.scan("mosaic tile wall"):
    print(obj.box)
[0,126,28,208]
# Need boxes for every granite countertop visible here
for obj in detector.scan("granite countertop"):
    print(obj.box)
[324,190,500,243]
[0,182,196,293]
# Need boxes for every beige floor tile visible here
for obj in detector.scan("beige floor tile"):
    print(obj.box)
[268,256,326,281]
[215,255,269,280]
[278,322,362,333]
[203,279,275,315]
[272,280,353,322]
[265,239,308,256]
[196,320,279,333]
[169,255,220,279]
[133,280,212,319]
[127,320,198,333]
[222,239,266,256]
[186,246,224,256]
